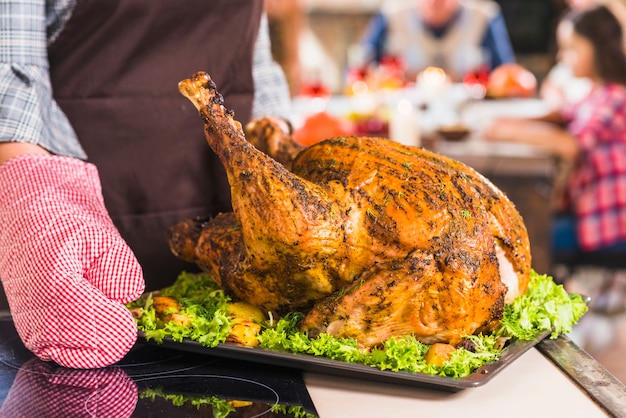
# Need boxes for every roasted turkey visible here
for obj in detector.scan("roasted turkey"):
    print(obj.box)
[171,72,531,347]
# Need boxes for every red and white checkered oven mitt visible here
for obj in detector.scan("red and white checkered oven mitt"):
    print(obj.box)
[0,359,137,417]
[0,154,145,369]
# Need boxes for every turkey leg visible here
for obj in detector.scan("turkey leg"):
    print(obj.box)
[178,72,349,312]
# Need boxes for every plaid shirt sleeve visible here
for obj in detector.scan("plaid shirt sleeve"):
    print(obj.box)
[1,3,288,159]
[566,84,626,250]
[0,0,86,159]
[251,13,292,120]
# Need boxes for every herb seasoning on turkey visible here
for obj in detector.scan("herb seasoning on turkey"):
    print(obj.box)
[172,72,531,348]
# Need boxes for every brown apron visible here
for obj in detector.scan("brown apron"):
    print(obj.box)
[47,0,262,291]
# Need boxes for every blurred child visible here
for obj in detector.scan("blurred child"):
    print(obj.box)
[541,0,626,109]
[486,6,626,315]
[485,6,626,259]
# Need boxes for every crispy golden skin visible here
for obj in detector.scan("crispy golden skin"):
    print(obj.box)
[244,117,302,170]
[173,72,531,347]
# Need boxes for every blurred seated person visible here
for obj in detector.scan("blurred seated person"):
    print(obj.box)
[541,0,626,109]
[484,6,626,269]
[360,0,515,82]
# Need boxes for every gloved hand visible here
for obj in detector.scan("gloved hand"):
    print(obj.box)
[0,154,145,369]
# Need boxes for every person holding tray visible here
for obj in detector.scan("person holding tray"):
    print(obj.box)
[0,0,290,369]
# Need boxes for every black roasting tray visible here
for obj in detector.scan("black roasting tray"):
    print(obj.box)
[138,329,552,393]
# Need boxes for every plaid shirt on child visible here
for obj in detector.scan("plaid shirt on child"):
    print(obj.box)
[563,83,626,251]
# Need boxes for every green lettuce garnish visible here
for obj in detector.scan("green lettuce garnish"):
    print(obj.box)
[129,270,588,380]
[497,272,588,340]
[127,271,231,346]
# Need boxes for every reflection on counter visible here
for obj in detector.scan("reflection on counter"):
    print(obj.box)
[0,318,318,418]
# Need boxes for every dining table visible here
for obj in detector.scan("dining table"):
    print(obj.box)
[2,86,625,417]
[0,312,625,417]
[305,338,626,418]
[291,84,558,274]
[287,88,626,417]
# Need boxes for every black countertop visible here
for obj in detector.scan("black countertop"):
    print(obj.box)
[0,317,318,417]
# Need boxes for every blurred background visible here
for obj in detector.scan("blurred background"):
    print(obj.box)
[266,0,626,384]
[269,0,567,94]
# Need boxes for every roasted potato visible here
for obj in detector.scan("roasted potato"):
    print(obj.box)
[228,301,266,322]
[151,296,193,325]
[227,317,262,346]
[152,296,181,316]
[424,343,456,366]
[226,301,267,346]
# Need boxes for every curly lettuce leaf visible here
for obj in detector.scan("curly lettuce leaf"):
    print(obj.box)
[129,270,588,379]
[497,271,588,340]
[258,270,588,377]
[128,271,231,346]
[257,312,367,363]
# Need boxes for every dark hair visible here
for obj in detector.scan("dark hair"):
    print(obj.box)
[564,5,626,85]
